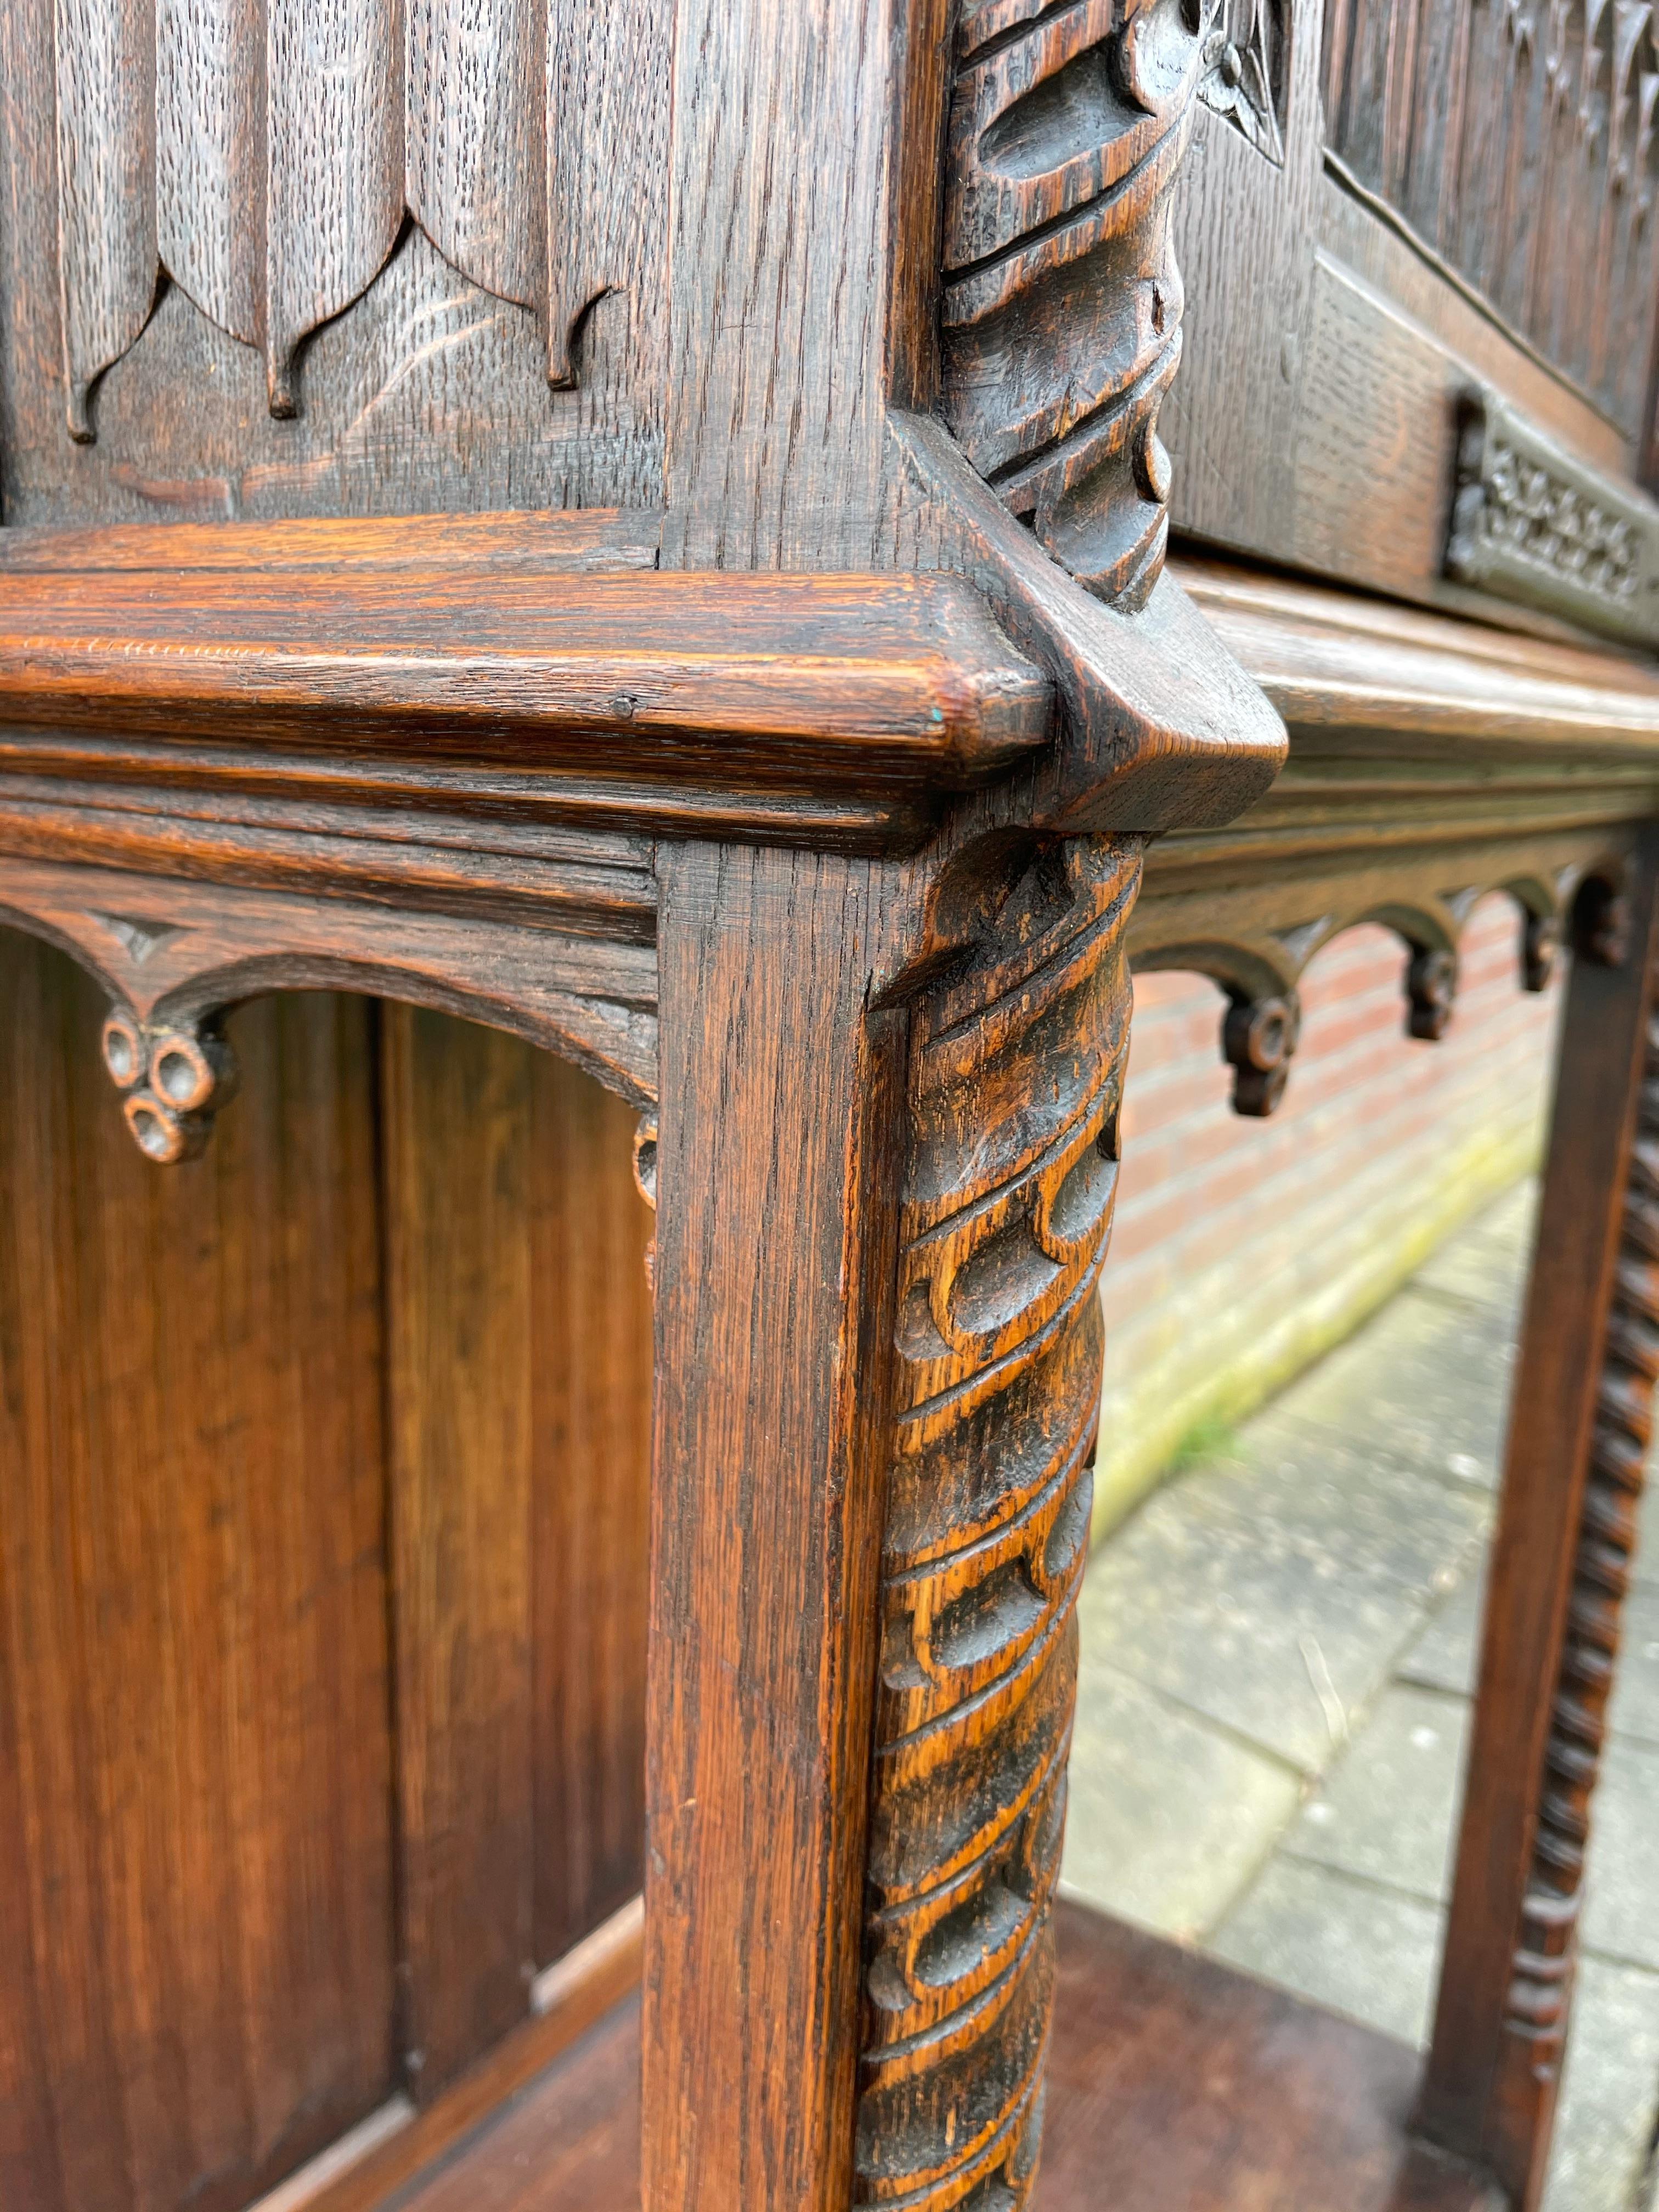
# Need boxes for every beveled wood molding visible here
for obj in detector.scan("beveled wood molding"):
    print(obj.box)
[894,415,1290,834]
[1175,556,1659,758]
[0,512,1052,796]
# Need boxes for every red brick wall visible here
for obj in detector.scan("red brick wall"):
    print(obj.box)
[1094,893,1562,1526]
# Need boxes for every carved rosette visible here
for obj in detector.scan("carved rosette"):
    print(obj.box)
[1503,997,1659,2067]
[855,837,1138,2211]
[100,1007,238,1164]
[940,0,1212,609]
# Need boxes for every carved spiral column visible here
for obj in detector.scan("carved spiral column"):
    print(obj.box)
[1504,1005,1659,2068]
[854,836,1139,2211]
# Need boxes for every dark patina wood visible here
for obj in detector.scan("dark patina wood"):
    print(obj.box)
[1,1,1657,2209]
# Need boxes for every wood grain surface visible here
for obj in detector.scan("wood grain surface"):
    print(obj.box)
[642,843,912,2212]
[0,940,396,2212]
[0,540,1052,791]
[382,1013,653,2102]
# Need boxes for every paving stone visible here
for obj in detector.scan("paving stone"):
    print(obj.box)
[1268,1285,1519,1490]
[1207,1856,1443,2049]
[1396,1565,1659,1752]
[1396,1568,1483,1700]
[1078,1494,1435,1774]
[1060,1661,1302,1943]
[1641,1473,1659,1589]
[1581,1736,1659,1973]
[1542,1954,1659,2212]
[1414,1182,1536,1318]
[1282,1681,1469,1905]
[1192,1414,1491,1595]
[1611,1583,1659,1750]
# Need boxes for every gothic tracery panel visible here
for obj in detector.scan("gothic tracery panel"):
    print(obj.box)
[1323,0,1659,439]
[44,0,667,439]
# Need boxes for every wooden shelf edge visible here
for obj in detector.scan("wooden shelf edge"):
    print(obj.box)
[0,510,1053,794]
[262,1896,644,2212]
[1175,553,1659,760]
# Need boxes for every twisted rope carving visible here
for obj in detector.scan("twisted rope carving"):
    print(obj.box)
[1504,1006,1659,2066]
[854,837,1139,2212]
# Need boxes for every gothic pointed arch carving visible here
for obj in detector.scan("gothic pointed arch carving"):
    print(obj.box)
[49,0,669,436]
[0,853,659,1163]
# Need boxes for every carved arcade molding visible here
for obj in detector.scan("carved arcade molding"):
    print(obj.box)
[855,835,1138,2211]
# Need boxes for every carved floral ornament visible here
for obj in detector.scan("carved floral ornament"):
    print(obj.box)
[1197,0,1288,163]
[50,0,617,436]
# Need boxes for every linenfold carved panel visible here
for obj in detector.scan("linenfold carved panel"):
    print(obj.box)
[1323,0,1659,441]
[940,0,1211,610]
[856,836,1137,2211]
[48,0,665,437]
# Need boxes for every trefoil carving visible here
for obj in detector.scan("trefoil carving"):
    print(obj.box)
[101,1007,239,1165]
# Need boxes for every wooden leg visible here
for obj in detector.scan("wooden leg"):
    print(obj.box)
[1420,831,1659,2210]
[641,843,912,2212]
[641,833,1139,2212]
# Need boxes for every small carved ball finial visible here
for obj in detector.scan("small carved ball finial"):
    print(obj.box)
[1222,992,1301,1116]
[1406,948,1458,1040]
[633,1112,659,1294]
[99,1006,239,1165]
[1522,911,1560,992]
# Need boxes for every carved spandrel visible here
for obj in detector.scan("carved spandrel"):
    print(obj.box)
[856,837,1139,2212]
[45,0,669,436]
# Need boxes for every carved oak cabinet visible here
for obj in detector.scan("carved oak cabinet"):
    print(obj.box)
[2,2,1659,2210]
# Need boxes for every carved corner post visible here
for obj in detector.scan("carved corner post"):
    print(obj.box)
[1419,838,1659,2211]
[641,831,1139,2212]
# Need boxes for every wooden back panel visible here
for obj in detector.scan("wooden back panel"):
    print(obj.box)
[0,943,653,2206]
[0,944,394,2212]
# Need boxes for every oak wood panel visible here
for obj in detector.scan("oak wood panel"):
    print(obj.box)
[382,1006,540,2105]
[5,0,673,512]
[0,937,396,2212]
[531,1065,654,1962]
[1322,0,1659,441]
[382,1009,652,2106]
